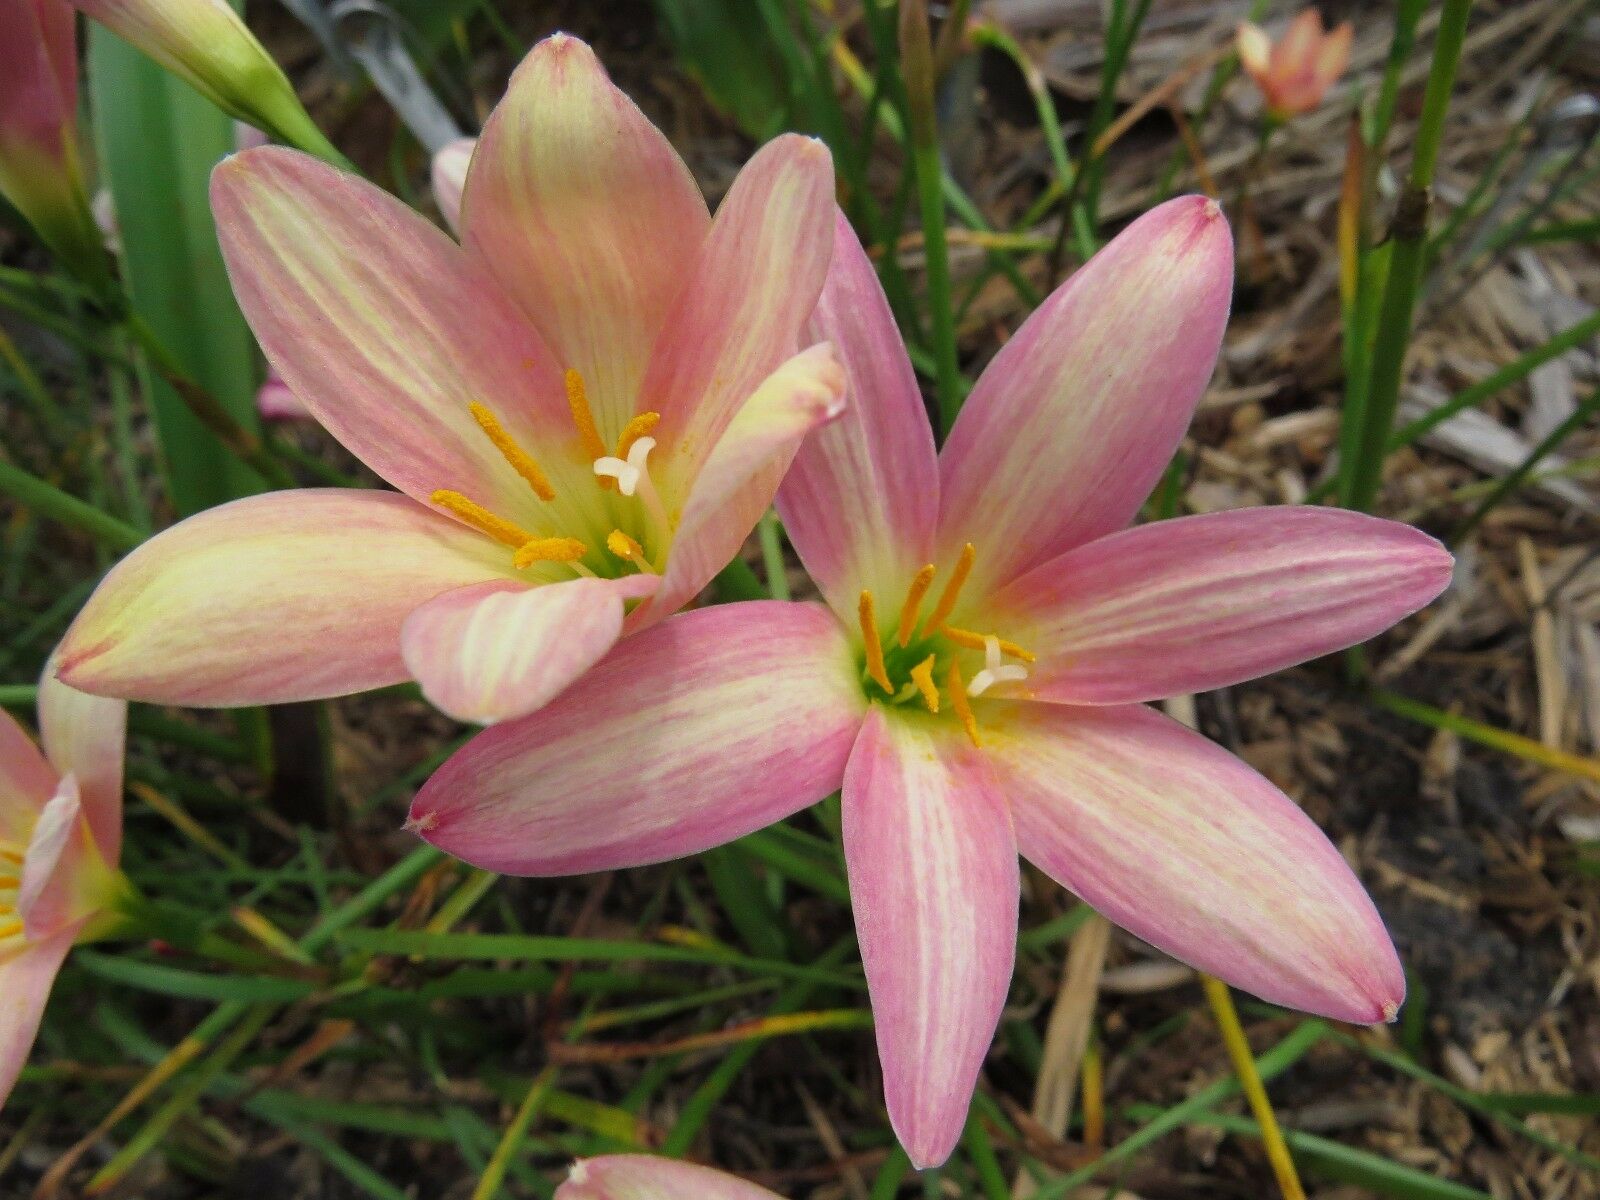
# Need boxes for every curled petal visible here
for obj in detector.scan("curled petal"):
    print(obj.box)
[1000,507,1454,705]
[937,196,1233,599]
[644,134,835,475]
[37,661,126,863]
[17,776,107,940]
[0,927,78,1116]
[58,490,507,706]
[403,575,658,725]
[212,146,577,517]
[410,602,865,875]
[992,701,1404,1024]
[778,210,940,616]
[637,343,846,630]
[462,34,708,440]
[557,1156,784,1200]
[844,709,1018,1169]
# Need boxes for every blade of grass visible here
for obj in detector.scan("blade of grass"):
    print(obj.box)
[1368,689,1600,784]
[1346,0,1474,512]
[0,459,144,550]
[1201,975,1306,1200]
[900,0,961,434]
[88,17,268,514]
[1452,383,1600,542]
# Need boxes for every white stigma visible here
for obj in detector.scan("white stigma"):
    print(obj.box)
[593,436,656,498]
[967,634,1028,697]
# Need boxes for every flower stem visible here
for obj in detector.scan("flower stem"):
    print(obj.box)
[1201,974,1306,1200]
[1346,0,1473,512]
[900,0,962,436]
[123,313,296,491]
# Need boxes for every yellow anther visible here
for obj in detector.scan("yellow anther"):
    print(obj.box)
[0,876,17,890]
[941,625,1037,663]
[946,661,981,747]
[858,591,893,694]
[615,411,661,459]
[0,919,21,940]
[0,848,20,864]
[566,368,608,462]
[431,490,536,549]
[513,537,589,569]
[606,529,653,572]
[895,564,937,647]
[909,654,940,714]
[922,542,976,636]
[469,403,556,501]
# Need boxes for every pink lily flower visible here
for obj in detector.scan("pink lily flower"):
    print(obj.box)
[0,0,108,286]
[256,135,477,424]
[407,196,1453,1167]
[557,1156,781,1200]
[1237,9,1353,121]
[0,661,127,1112]
[58,34,844,725]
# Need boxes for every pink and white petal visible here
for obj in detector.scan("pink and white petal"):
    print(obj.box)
[0,709,55,844]
[937,196,1234,599]
[644,135,835,478]
[777,210,940,616]
[37,662,126,863]
[57,490,508,707]
[462,34,708,439]
[0,926,78,1116]
[16,776,110,940]
[212,146,577,517]
[635,343,846,632]
[430,136,474,236]
[409,601,866,875]
[843,708,1019,1169]
[403,574,659,725]
[1276,9,1324,75]
[999,507,1454,705]
[558,1156,784,1200]
[992,702,1404,1023]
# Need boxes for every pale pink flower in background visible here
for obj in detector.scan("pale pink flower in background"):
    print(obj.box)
[557,1156,782,1200]
[0,662,127,1112]
[59,33,844,726]
[1237,8,1353,120]
[409,196,1453,1168]
[431,136,475,233]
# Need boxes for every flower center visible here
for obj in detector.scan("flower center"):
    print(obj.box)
[0,837,26,956]
[856,543,1035,746]
[428,368,667,579]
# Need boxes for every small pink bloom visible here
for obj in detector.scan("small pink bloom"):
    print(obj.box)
[60,34,844,727]
[557,1156,783,1200]
[0,657,127,1114]
[410,197,1453,1168]
[1237,9,1353,119]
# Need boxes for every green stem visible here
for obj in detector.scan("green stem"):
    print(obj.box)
[0,459,144,550]
[900,0,962,435]
[1452,383,1600,543]
[1346,0,1474,512]
[123,313,296,490]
